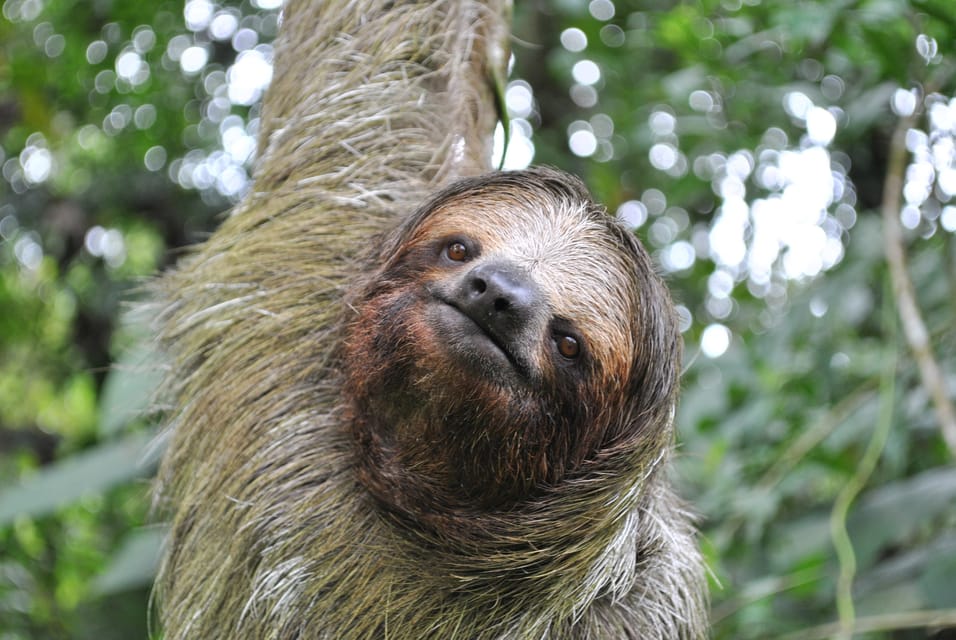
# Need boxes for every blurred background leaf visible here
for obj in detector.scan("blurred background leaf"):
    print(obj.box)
[0,430,156,525]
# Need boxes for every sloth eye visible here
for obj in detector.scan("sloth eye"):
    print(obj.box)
[446,241,468,262]
[555,334,581,359]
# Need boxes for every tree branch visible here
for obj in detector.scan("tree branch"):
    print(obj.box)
[778,608,956,640]
[881,107,956,457]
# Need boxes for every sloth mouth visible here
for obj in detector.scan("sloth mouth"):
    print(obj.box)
[434,299,529,380]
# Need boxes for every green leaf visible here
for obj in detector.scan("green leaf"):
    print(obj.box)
[99,340,163,436]
[854,534,956,612]
[661,65,707,102]
[919,545,956,609]
[855,580,926,617]
[773,1,843,47]
[0,430,158,526]
[843,81,896,136]
[92,526,166,595]
[850,467,956,568]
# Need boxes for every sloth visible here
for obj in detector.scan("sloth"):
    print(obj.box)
[150,3,706,638]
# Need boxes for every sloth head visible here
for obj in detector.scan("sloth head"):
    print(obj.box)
[344,167,680,516]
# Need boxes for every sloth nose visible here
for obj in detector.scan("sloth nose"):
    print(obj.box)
[456,262,540,338]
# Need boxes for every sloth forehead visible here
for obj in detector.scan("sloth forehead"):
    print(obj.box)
[417,194,638,364]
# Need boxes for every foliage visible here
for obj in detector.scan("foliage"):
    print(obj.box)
[1,0,955,638]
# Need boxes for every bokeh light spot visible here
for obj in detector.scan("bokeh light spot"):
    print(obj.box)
[571,60,601,86]
[144,146,167,171]
[616,200,648,229]
[211,12,239,40]
[184,0,214,32]
[505,81,533,119]
[588,0,615,21]
[891,88,917,117]
[568,129,597,157]
[86,40,108,64]
[180,45,209,74]
[560,28,587,52]
[701,324,731,358]
[806,107,837,146]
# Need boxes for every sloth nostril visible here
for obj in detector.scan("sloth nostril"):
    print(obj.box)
[470,278,487,296]
[494,297,510,312]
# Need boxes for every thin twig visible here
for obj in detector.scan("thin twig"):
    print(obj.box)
[881,106,956,458]
[778,608,956,640]
[710,566,823,623]
[712,381,876,549]
[829,280,898,639]
[757,383,875,490]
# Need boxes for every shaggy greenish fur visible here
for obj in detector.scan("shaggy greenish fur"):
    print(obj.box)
[150,1,708,638]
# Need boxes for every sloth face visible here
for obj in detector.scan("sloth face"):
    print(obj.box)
[394,196,636,391]
[344,168,679,512]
